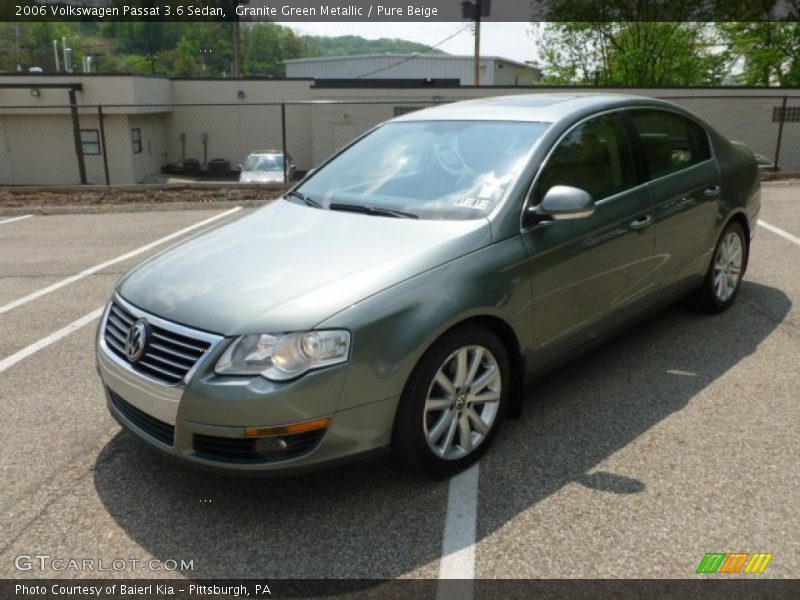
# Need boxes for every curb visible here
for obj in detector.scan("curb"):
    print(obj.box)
[0,198,272,217]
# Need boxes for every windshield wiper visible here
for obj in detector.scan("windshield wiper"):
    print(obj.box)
[329,203,419,219]
[286,190,323,209]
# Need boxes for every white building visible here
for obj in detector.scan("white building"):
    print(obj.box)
[284,54,542,86]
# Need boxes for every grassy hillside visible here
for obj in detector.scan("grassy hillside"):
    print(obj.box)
[303,35,446,58]
[0,22,447,77]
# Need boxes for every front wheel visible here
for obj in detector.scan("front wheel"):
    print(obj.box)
[693,221,748,313]
[392,326,509,477]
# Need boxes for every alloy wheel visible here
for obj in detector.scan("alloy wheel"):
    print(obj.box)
[713,231,743,302]
[423,345,501,460]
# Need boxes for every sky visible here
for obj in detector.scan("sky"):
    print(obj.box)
[282,22,541,64]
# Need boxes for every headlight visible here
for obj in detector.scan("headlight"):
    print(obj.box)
[215,330,350,381]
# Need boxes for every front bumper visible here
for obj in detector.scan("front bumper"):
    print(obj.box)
[96,299,397,474]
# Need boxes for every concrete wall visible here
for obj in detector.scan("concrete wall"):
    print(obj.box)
[169,79,312,104]
[163,79,314,171]
[1,75,799,184]
[129,113,169,183]
[0,112,79,184]
[0,75,170,107]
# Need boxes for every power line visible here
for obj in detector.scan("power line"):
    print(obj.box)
[355,27,468,79]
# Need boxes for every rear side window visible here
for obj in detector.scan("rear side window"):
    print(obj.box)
[535,113,636,203]
[629,110,711,179]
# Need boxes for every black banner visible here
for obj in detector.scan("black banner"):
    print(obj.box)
[4,579,800,600]
[2,0,800,22]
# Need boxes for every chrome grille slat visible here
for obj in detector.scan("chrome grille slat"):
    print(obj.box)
[102,298,216,386]
[105,326,126,345]
[148,342,199,363]
[107,313,130,334]
[137,359,185,381]
[105,333,125,354]
[106,319,127,339]
[150,330,208,353]
[144,351,194,372]
[109,305,134,325]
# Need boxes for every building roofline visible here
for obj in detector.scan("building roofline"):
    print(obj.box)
[0,72,170,79]
[2,73,800,92]
[283,54,539,70]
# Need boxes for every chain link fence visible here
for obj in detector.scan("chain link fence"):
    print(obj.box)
[0,96,796,186]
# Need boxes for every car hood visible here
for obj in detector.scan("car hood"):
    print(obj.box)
[240,170,283,183]
[117,199,492,335]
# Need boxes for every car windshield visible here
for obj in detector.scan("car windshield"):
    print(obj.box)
[243,154,284,171]
[295,120,549,220]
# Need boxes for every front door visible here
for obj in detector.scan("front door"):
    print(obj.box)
[521,112,658,370]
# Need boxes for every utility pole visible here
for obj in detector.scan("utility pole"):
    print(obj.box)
[462,1,490,86]
[146,23,156,75]
[14,23,21,71]
[232,18,241,78]
[473,7,480,86]
[233,1,248,78]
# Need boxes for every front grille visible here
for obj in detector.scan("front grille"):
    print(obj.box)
[103,300,212,386]
[193,430,325,463]
[109,389,175,446]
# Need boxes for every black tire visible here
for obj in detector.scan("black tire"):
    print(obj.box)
[692,220,748,313]
[392,325,510,478]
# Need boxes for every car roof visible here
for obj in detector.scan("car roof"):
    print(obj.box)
[248,150,286,156]
[391,93,677,124]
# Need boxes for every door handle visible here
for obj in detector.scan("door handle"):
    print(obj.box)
[630,214,653,231]
[704,185,720,198]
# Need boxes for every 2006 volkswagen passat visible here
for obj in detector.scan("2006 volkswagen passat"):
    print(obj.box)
[97,94,760,477]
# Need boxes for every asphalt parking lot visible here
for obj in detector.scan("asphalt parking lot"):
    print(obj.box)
[0,183,798,582]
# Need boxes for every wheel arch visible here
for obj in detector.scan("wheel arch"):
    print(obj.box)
[403,314,526,421]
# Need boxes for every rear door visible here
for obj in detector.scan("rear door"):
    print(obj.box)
[626,109,720,290]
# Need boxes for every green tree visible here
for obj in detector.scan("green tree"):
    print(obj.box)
[241,23,307,77]
[718,22,800,86]
[536,22,728,86]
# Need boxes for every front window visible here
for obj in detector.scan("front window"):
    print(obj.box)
[296,120,549,220]
[535,113,636,203]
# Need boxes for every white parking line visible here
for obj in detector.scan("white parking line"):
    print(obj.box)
[0,306,103,374]
[0,206,241,315]
[0,214,33,226]
[437,463,479,600]
[758,219,800,246]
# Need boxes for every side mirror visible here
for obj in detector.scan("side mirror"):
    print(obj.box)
[531,185,595,221]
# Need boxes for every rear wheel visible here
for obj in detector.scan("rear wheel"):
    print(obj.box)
[693,221,747,313]
[392,325,509,477]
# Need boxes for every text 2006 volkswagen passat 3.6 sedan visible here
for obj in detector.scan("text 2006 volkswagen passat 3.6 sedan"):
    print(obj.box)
[97,94,760,477]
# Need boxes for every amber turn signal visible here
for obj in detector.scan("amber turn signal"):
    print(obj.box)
[245,416,332,438]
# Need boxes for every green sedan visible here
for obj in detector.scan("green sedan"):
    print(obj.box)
[96,94,760,477]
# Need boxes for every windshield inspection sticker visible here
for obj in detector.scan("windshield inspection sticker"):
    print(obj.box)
[457,197,490,210]
[478,182,499,199]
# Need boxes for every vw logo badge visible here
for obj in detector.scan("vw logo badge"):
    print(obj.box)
[125,319,149,363]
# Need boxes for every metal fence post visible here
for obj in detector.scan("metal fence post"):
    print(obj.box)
[68,88,87,184]
[773,95,788,172]
[98,105,110,185]
[281,102,288,185]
